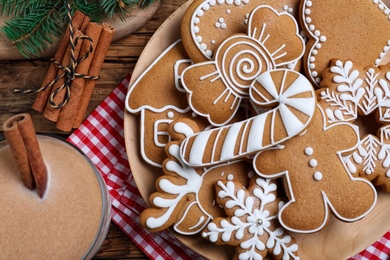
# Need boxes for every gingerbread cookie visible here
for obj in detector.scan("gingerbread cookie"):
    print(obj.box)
[319,59,390,191]
[202,177,299,259]
[180,69,316,167]
[254,105,377,233]
[182,5,305,126]
[140,119,252,234]
[344,126,390,192]
[181,0,301,62]
[300,0,390,86]
[319,60,390,123]
[125,40,210,167]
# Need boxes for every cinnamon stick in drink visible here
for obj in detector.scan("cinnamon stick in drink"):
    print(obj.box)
[3,113,48,198]
[32,11,87,112]
[73,23,114,128]
[43,29,84,122]
[56,23,103,132]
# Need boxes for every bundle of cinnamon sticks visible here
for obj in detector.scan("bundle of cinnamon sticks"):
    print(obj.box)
[32,11,114,132]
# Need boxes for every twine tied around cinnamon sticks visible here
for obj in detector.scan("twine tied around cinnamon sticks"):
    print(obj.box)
[14,3,100,110]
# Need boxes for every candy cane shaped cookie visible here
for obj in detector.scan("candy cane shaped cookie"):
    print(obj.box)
[180,69,316,167]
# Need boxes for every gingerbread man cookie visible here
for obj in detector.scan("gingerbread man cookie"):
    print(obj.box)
[254,105,377,233]
[182,5,305,126]
[301,0,390,86]
[202,177,299,259]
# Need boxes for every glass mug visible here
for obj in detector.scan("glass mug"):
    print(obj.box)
[0,135,111,259]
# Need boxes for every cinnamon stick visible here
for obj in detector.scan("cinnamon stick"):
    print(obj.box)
[32,11,87,112]
[56,23,103,132]
[3,114,48,198]
[80,15,91,33]
[73,23,114,128]
[43,29,84,122]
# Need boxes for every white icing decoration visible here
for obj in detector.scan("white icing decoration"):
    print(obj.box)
[193,26,199,33]
[190,0,253,59]
[305,147,314,156]
[202,178,299,259]
[319,59,390,126]
[126,41,193,168]
[181,69,316,167]
[173,122,196,138]
[313,171,323,181]
[167,111,174,118]
[227,174,234,180]
[145,140,253,235]
[153,119,173,148]
[146,144,204,231]
[188,216,206,230]
[309,159,318,167]
[126,40,191,115]
[174,58,193,93]
[344,125,390,184]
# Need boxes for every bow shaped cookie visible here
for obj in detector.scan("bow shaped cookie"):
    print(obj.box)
[182,5,305,126]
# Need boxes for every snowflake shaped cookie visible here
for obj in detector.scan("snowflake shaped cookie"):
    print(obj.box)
[202,178,299,260]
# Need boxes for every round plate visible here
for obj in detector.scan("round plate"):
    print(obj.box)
[124,1,390,259]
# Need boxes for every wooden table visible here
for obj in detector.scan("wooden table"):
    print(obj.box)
[0,0,187,258]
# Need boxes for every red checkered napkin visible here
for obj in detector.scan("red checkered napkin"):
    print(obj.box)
[67,74,390,260]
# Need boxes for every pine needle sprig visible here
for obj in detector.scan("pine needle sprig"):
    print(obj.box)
[2,3,63,57]
[139,0,157,8]
[0,0,159,58]
[100,0,157,21]
[72,0,107,22]
[0,0,30,16]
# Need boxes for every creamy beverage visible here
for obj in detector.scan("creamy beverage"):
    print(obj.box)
[0,135,110,259]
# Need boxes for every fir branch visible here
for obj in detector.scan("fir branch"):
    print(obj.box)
[99,0,151,21]
[0,0,158,57]
[140,0,158,8]
[0,0,33,16]
[1,3,63,57]
[72,0,107,22]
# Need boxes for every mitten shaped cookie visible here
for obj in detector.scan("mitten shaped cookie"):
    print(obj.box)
[301,0,390,86]
[254,105,377,233]
[202,177,299,260]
